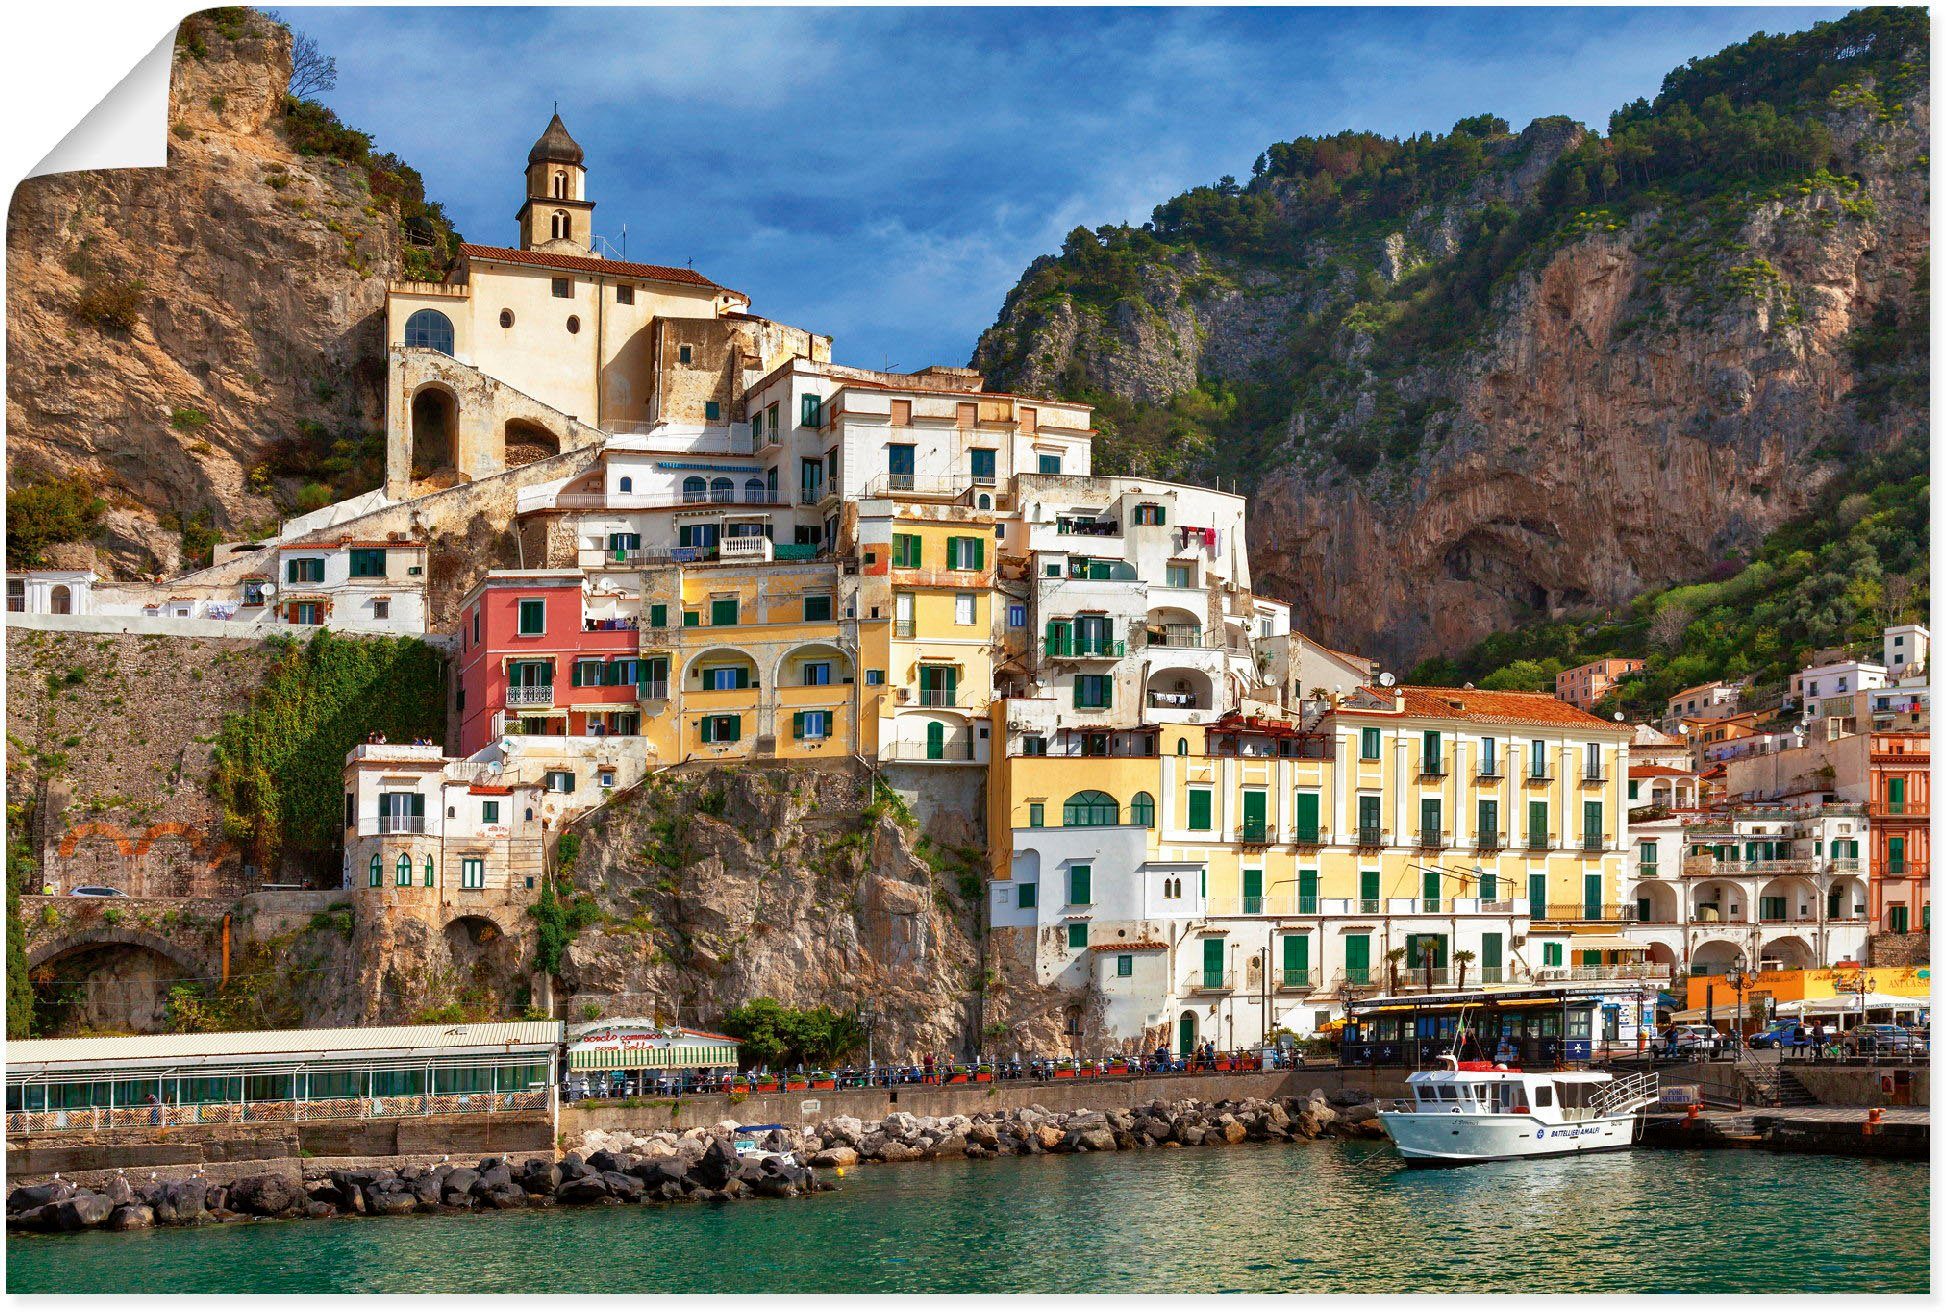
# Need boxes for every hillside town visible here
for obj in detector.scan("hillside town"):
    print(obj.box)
[7,114,1928,1059]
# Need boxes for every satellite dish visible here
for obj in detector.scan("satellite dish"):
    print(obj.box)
[1378,672,1397,687]
[1614,711,1626,721]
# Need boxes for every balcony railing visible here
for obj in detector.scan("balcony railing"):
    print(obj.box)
[1417,829,1443,851]
[506,685,555,708]
[797,488,824,506]
[1524,770,1554,785]
[894,619,916,639]
[1242,896,1264,915]
[1417,760,1449,780]
[1535,963,1672,983]
[1582,835,1606,853]
[917,688,958,708]
[1533,904,1619,922]
[1237,822,1269,845]
[1528,834,1550,852]
[1054,517,1121,537]
[1475,837,1504,853]
[1476,762,1504,781]
[1357,899,1382,914]
[1581,769,1609,785]
[1147,691,1205,709]
[377,815,426,835]
[1061,639,1125,660]
[1184,970,1235,994]
[1146,625,1206,649]
[641,681,670,701]
[1355,826,1382,850]
[1333,969,1380,993]
[1276,968,1321,992]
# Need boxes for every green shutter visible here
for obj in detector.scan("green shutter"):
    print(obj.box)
[1583,872,1603,919]
[1481,932,1502,979]
[792,711,806,740]
[1203,936,1225,984]
[1242,869,1263,903]
[727,715,742,741]
[1298,870,1318,909]
[1359,870,1379,903]
[972,537,984,569]
[649,603,667,626]
[1529,872,1547,912]
[1529,800,1548,846]
[711,598,738,626]
[1187,788,1212,830]
[1295,792,1319,842]
[1282,934,1308,974]
[1070,865,1091,904]
[1068,922,1087,949]
[1345,935,1370,974]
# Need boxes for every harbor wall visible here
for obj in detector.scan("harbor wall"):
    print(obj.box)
[1668,1060,1929,1108]
[5,1110,554,1179]
[562,1068,1308,1137]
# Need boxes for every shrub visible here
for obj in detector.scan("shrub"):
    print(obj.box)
[170,407,210,432]
[72,276,146,332]
[6,477,105,568]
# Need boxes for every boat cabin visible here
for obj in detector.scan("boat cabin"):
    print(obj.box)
[1400,1066,1616,1120]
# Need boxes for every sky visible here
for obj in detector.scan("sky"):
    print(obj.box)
[298,5,1852,371]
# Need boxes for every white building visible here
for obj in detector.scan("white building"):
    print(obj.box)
[1883,622,1929,679]
[1788,657,1888,717]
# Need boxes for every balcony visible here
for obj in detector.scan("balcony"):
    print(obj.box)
[1535,963,1672,983]
[1523,771,1554,786]
[1051,639,1125,662]
[1054,516,1121,538]
[1533,904,1619,923]
[1242,897,1265,914]
[1356,899,1382,914]
[720,536,773,562]
[797,488,823,506]
[1355,827,1383,851]
[1416,760,1449,781]
[1528,834,1550,852]
[1582,835,1606,853]
[505,685,555,709]
[1417,829,1443,851]
[1275,968,1321,993]
[1332,969,1381,994]
[864,474,978,502]
[641,680,670,701]
[916,688,959,708]
[1475,762,1504,782]
[1870,800,1927,818]
[1237,821,1270,847]
[1145,625,1206,650]
[1475,837,1504,854]
[377,815,426,835]
[894,619,916,639]
[1183,970,1235,994]
[1580,769,1609,785]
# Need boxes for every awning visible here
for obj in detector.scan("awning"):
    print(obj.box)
[568,1039,739,1071]
[1560,935,1649,952]
[1777,992,1927,1016]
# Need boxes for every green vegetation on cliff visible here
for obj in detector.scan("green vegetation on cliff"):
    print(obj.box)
[979,7,1926,489]
[1407,432,1930,717]
[5,477,107,569]
[211,631,445,872]
[720,997,865,1068]
[7,804,35,1038]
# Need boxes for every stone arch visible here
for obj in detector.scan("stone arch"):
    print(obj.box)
[504,418,561,469]
[58,823,134,859]
[410,382,460,478]
[1759,935,1815,971]
[29,930,210,1035]
[1690,938,1743,974]
[773,642,852,689]
[683,646,759,688]
[132,827,206,898]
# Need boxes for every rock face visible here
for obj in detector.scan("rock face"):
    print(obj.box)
[6,12,430,574]
[561,763,1075,1056]
[973,35,1929,667]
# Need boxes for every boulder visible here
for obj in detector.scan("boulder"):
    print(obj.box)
[1064,1109,1109,1130]
[556,1175,612,1205]
[695,1138,740,1189]
[1033,1124,1065,1151]
[809,1145,858,1169]
[154,1180,207,1226]
[410,1173,444,1207]
[1070,1127,1117,1152]
[230,1174,302,1217]
[103,1176,134,1207]
[602,1171,645,1201]
[475,1163,514,1194]
[1342,1103,1380,1123]
[927,1134,968,1159]
[440,1168,481,1204]
[51,1192,114,1230]
[881,1111,921,1139]
[586,1150,628,1176]
[876,1141,923,1163]
[966,1122,1001,1150]
[1219,1120,1248,1145]
[8,1181,73,1212]
[1177,1124,1207,1147]
[518,1160,561,1195]
[104,1204,155,1231]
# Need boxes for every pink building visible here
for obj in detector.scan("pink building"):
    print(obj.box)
[453,570,645,756]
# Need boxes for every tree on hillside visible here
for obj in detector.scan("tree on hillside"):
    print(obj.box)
[288,31,337,101]
[1647,604,1694,652]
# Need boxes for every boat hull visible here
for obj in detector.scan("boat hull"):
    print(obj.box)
[1378,1110,1639,1165]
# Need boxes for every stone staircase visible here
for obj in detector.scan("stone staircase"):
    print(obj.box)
[1738,1058,1821,1108]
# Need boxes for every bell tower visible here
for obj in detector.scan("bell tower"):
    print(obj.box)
[517,112,594,253]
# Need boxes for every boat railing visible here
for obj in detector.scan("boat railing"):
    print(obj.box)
[1590,1069,1660,1118]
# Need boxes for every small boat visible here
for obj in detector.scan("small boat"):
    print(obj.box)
[1377,1057,1658,1166]
[731,1123,798,1167]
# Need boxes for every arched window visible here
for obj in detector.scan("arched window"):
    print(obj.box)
[368,854,381,887]
[552,170,568,199]
[423,856,436,887]
[551,210,570,240]
[395,853,412,886]
[618,476,633,493]
[499,309,514,329]
[403,308,454,354]
[710,477,734,504]
[1131,792,1156,827]
[977,494,992,509]
[1177,738,1190,756]
[1063,790,1119,827]
[743,477,766,503]
[682,476,707,502]
[49,585,71,615]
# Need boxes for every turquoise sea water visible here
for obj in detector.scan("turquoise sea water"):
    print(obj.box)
[6,1142,1927,1293]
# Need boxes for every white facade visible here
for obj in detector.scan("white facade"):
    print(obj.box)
[1788,658,1888,716]
[1883,623,1929,679]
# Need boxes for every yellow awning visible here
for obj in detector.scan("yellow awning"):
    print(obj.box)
[1560,934,1648,952]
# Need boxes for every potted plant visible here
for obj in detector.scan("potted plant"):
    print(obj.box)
[974,1063,995,1083]
[784,1074,809,1092]
[945,1064,972,1085]
[809,1070,836,1091]
[1052,1058,1079,1080]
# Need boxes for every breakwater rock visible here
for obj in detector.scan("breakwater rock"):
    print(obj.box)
[579,1089,1387,1166]
[6,1135,828,1234]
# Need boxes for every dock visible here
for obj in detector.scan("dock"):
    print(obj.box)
[1640,1105,1927,1160]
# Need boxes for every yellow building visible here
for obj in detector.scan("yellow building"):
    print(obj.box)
[1682,964,1930,1014]
[638,555,859,764]
[986,686,1641,1050]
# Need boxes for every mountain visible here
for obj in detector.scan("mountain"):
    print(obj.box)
[5,9,456,575]
[973,7,1929,669]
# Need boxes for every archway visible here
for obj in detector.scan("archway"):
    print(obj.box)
[774,642,853,689]
[410,385,458,478]
[1178,1010,1199,1057]
[28,934,204,1035]
[1690,938,1742,976]
[1145,667,1214,714]
[1758,935,1815,971]
[1629,880,1679,924]
[49,585,71,615]
[504,419,560,469]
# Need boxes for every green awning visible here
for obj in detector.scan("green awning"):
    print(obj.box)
[568,1041,739,1071]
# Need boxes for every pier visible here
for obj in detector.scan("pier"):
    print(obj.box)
[1640,1105,1927,1160]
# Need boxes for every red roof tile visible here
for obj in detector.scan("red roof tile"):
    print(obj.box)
[1345,685,1621,730]
[1629,765,1693,778]
[459,243,729,292]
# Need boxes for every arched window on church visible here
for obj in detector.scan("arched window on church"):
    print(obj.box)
[403,308,454,355]
[552,170,568,199]
[551,210,570,240]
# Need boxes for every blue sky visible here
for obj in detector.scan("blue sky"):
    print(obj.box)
[297,5,1851,371]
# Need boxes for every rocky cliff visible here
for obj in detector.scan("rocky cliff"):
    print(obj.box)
[559,763,1074,1058]
[6,10,451,575]
[974,9,1929,667]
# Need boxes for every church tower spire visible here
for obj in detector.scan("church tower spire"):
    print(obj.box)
[517,112,594,253]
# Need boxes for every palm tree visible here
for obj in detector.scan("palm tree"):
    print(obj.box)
[1384,946,1409,992]
[1453,949,1477,990]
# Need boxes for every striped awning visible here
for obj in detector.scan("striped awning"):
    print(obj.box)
[566,1026,739,1071]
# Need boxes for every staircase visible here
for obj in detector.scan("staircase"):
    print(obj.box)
[1737,1055,1821,1108]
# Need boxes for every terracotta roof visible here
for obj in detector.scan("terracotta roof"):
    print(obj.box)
[1348,685,1620,730]
[1090,941,1168,952]
[1629,765,1693,778]
[459,243,727,292]
[1668,680,1736,701]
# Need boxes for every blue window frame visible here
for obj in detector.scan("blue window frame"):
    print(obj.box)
[403,308,455,354]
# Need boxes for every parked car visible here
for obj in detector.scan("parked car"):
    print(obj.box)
[1747,1021,1806,1050]
[68,885,126,898]
[1666,1024,1719,1054]
[1844,1024,1923,1057]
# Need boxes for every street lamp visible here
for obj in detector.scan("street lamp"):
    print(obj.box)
[854,1005,880,1071]
[1725,951,1752,1052]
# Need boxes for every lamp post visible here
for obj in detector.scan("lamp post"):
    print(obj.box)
[1725,952,1752,1054]
[855,1005,880,1071]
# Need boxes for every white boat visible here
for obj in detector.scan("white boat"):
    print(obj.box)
[1377,1058,1658,1166]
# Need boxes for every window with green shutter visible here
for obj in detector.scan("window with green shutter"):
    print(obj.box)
[481,800,499,825]
[1045,618,1073,656]
[1476,798,1498,847]
[1529,799,1549,849]
[892,534,922,568]
[518,598,546,635]
[1344,934,1370,984]
[1406,933,1448,971]
[800,393,822,427]
[349,548,385,577]
[1242,869,1263,912]
[1074,675,1112,710]
[1281,933,1309,986]
[1202,936,1226,987]
[461,858,484,890]
[1529,871,1547,912]
[1017,882,1036,909]
[1067,922,1088,949]
[1481,932,1503,982]
[1027,802,1045,828]
[1357,795,1381,840]
[710,597,738,627]
[947,536,985,570]
[1420,797,1442,844]
[1583,872,1603,920]
[1298,870,1318,913]
[802,594,832,623]
[648,603,668,627]
[1359,870,1380,907]
[1116,954,1133,977]
[1360,727,1381,760]
[1583,800,1604,848]
[1543,942,1563,967]
[1295,792,1320,843]
[1186,788,1212,831]
[286,557,325,584]
[368,855,381,887]
[1889,835,1906,873]
[1068,864,1092,905]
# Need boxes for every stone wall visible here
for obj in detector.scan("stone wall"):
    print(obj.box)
[1865,931,1930,967]
[562,1068,1302,1137]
